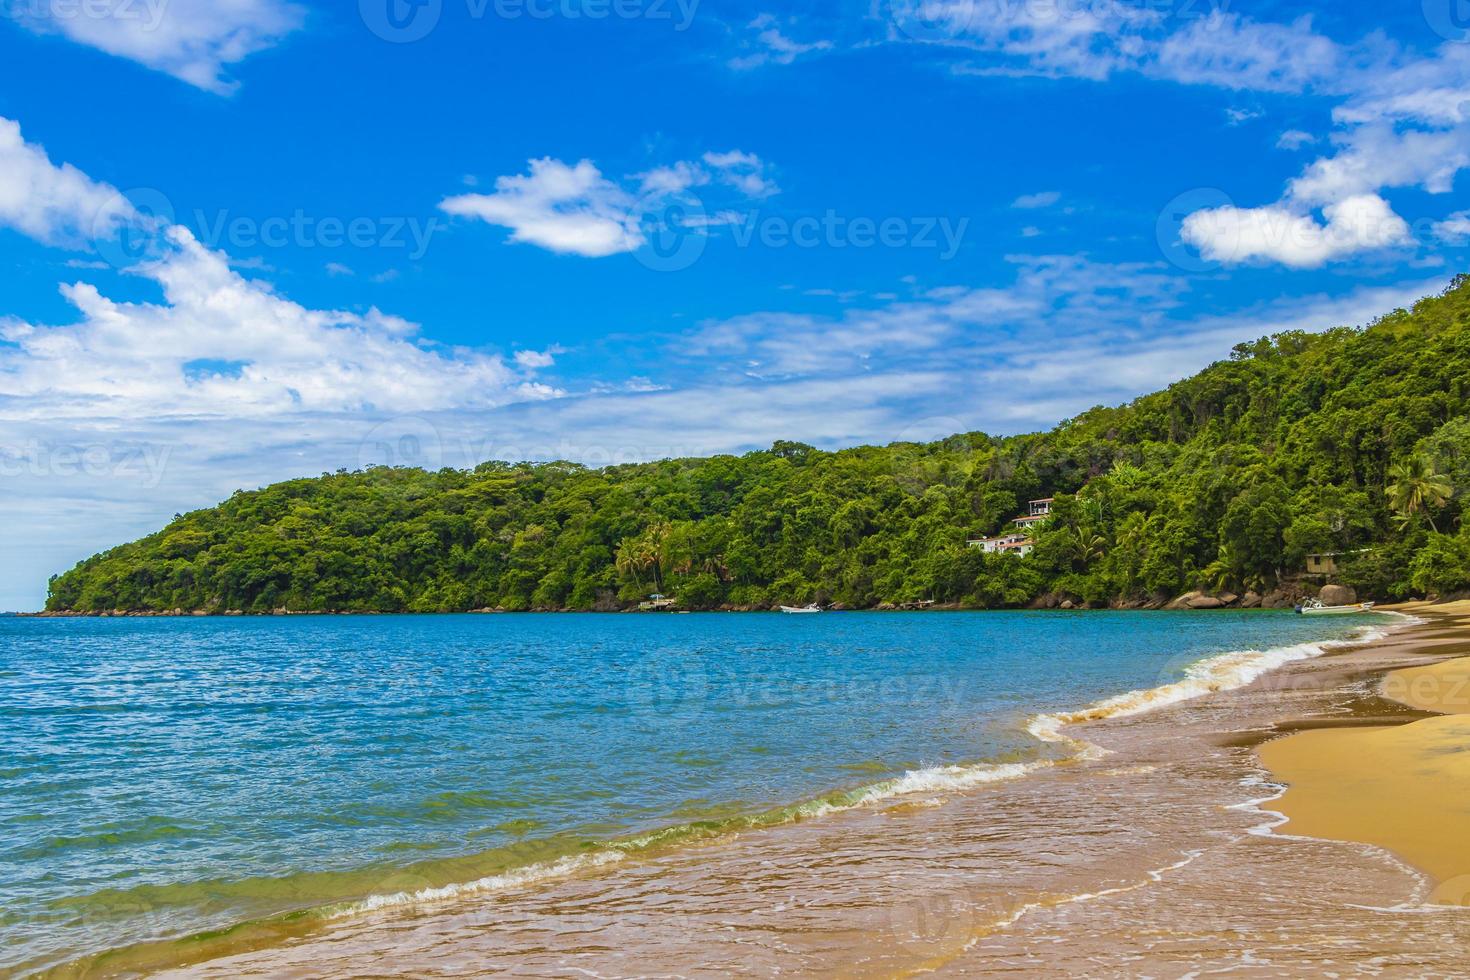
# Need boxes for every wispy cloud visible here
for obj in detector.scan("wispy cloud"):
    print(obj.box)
[729,13,833,70]
[1011,190,1060,209]
[9,0,305,93]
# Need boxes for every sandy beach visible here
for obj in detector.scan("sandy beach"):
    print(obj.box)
[1261,600,1470,908]
[66,605,1461,978]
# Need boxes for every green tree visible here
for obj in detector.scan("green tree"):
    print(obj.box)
[1387,454,1453,533]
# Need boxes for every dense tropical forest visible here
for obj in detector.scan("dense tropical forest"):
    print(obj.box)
[45,278,1470,614]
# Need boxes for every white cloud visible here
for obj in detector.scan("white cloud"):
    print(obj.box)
[1180,193,1412,269]
[701,149,779,198]
[1277,129,1316,150]
[11,0,305,94]
[0,116,134,247]
[325,261,354,277]
[0,227,555,420]
[440,158,641,258]
[442,152,777,257]
[1287,123,1470,205]
[1224,106,1264,126]
[1150,14,1346,94]
[1011,190,1060,209]
[514,348,558,370]
[1431,210,1470,244]
[729,13,833,70]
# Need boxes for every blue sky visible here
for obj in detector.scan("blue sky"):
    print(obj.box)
[2,0,1469,608]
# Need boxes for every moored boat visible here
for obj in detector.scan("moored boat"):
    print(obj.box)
[779,604,823,614]
[1295,598,1375,615]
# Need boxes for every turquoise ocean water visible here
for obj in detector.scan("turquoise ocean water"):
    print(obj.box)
[0,611,1383,974]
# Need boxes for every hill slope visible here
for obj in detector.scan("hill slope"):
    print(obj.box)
[45,279,1470,613]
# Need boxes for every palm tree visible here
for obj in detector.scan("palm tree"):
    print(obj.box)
[1201,544,1238,593]
[1387,454,1453,533]
[1069,526,1106,567]
[615,539,643,589]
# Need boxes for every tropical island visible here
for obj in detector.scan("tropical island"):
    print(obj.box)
[43,279,1470,616]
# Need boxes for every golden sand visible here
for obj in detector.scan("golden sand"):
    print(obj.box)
[1382,655,1470,714]
[1259,716,1470,903]
[1260,601,1470,905]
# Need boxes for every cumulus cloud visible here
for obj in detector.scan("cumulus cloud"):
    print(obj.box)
[0,227,556,420]
[1180,194,1412,269]
[0,116,134,247]
[442,152,777,256]
[439,158,641,258]
[10,0,305,93]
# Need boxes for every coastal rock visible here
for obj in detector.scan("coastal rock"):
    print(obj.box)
[1059,599,1075,610]
[1168,590,1232,610]
[1240,591,1263,609]
[1318,584,1358,606]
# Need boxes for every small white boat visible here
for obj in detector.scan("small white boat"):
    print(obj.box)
[779,604,823,614]
[1295,598,1375,615]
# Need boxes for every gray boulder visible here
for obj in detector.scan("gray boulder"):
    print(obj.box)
[1318,584,1358,606]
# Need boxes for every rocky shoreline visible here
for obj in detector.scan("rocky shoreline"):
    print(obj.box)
[25,583,1361,618]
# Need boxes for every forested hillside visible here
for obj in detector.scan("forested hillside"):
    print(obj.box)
[45,279,1470,613]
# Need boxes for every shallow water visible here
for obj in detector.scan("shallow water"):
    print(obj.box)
[0,611,1374,974]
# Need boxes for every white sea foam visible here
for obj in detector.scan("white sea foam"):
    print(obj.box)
[1026,619,1402,755]
[333,618,1409,924]
[876,761,1046,796]
[327,851,627,918]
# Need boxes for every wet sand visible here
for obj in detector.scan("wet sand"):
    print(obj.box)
[1261,600,1470,908]
[94,609,1470,977]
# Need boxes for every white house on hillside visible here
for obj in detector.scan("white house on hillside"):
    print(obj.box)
[1012,497,1054,531]
[968,532,1034,557]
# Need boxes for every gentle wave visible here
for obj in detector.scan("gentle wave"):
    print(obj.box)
[47,615,1407,975]
[327,851,628,917]
[1026,618,1401,759]
[330,620,1406,923]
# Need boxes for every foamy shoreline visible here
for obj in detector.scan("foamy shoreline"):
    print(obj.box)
[36,610,1426,978]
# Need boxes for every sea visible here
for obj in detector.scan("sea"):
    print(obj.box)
[0,610,1388,975]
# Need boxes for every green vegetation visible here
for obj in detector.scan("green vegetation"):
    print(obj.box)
[46,278,1470,613]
